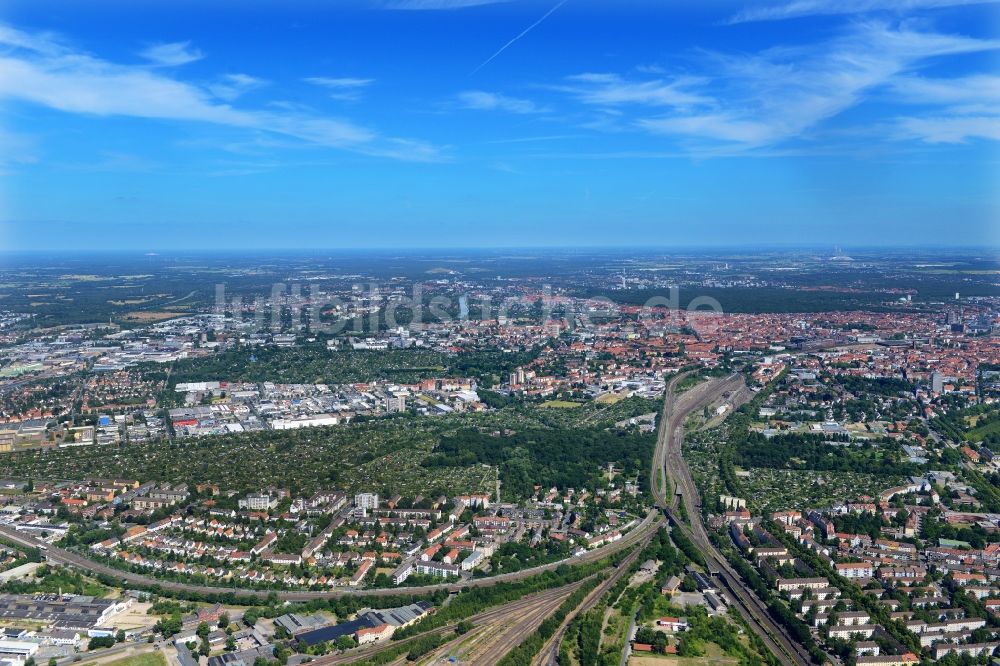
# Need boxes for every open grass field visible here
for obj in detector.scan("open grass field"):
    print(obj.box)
[675,374,707,394]
[966,415,1000,442]
[595,392,627,404]
[630,644,738,666]
[112,601,159,632]
[80,652,167,666]
[108,298,156,305]
[121,311,187,322]
[540,400,584,408]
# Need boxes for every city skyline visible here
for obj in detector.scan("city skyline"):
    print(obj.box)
[1,0,998,251]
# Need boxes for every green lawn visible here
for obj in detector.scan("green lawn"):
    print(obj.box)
[966,416,1000,442]
[540,400,584,408]
[80,652,167,666]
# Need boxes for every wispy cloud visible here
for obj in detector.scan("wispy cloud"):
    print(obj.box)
[303,76,375,101]
[456,90,545,114]
[890,74,1000,105]
[0,24,441,162]
[575,22,1000,151]
[0,24,63,56]
[638,114,774,145]
[482,134,582,144]
[554,73,709,108]
[384,0,509,9]
[305,76,375,89]
[472,0,569,74]
[208,73,268,101]
[728,0,999,24]
[139,40,203,66]
[895,114,1000,142]
[889,74,1000,142]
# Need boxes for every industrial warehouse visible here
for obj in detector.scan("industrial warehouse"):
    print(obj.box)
[0,593,128,632]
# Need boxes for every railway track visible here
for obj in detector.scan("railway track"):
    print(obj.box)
[533,530,654,666]
[307,581,590,665]
[657,374,812,666]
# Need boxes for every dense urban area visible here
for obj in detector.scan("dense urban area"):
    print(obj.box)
[0,249,998,666]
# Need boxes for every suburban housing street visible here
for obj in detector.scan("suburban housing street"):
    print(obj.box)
[0,511,658,600]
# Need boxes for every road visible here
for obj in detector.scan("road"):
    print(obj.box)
[0,506,658,601]
[620,610,638,666]
[0,524,656,665]
[656,373,812,666]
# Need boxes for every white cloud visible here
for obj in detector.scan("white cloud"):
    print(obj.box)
[606,22,1000,150]
[303,76,375,101]
[0,24,64,56]
[139,41,203,66]
[728,0,999,24]
[456,90,544,114]
[888,74,1000,142]
[555,73,709,108]
[0,54,254,125]
[208,73,268,101]
[890,73,1000,105]
[384,0,509,9]
[896,114,1000,142]
[304,76,375,89]
[0,24,441,161]
[638,114,775,145]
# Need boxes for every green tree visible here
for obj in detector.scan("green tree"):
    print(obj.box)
[156,613,183,637]
[87,636,115,650]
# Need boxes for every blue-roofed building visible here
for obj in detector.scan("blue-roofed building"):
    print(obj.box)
[297,602,433,647]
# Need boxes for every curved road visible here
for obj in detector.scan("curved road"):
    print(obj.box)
[0,516,660,601]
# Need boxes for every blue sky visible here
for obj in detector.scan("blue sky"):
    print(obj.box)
[0,0,998,250]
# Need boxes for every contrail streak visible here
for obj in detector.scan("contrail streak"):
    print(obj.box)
[471,0,569,74]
